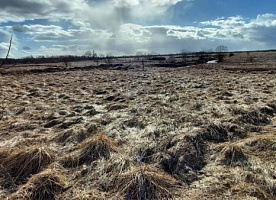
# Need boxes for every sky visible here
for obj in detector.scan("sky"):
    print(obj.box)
[0,0,275,58]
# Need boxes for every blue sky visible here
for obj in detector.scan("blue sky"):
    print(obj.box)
[0,0,275,58]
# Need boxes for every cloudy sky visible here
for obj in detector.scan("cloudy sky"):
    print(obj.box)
[0,0,275,58]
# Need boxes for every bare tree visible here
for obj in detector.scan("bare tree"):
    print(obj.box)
[167,55,176,64]
[215,45,228,62]
[84,51,92,58]
[0,34,13,68]
[92,50,97,59]
[105,52,114,64]
[215,45,228,53]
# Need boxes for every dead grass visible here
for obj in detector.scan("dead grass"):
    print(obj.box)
[107,104,128,111]
[243,172,276,197]
[154,135,207,184]
[0,146,55,185]
[61,133,119,167]
[229,182,272,200]
[201,123,229,143]
[113,164,181,200]
[9,169,66,200]
[58,187,107,200]
[237,109,271,126]
[0,147,13,163]
[0,52,275,199]
[245,136,276,152]
[216,144,248,167]
[92,154,134,191]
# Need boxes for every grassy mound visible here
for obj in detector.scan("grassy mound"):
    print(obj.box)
[10,169,66,200]
[0,148,12,163]
[244,171,276,197]
[238,109,271,126]
[201,123,229,143]
[62,133,118,167]
[113,165,181,200]
[0,146,55,185]
[245,136,276,151]
[58,188,107,200]
[229,182,272,200]
[93,154,133,191]
[217,144,248,167]
[155,135,206,184]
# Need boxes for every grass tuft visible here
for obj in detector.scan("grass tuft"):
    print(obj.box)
[9,169,66,200]
[201,123,229,143]
[155,135,206,184]
[113,164,181,200]
[217,144,248,167]
[0,146,55,186]
[238,109,271,126]
[61,133,118,167]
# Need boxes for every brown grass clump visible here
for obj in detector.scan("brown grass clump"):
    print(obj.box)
[0,148,13,163]
[58,187,107,200]
[245,136,276,152]
[201,123,229,143]
[237,109,271,126]
[217,144,248,167]
[113,165,181,200]
[0,146,55,185]
[93,154,133,191]
[244,171,276,197]
[154,135,206,184]
[100,154,133,176]
[9,169,66,200]
[54,127,96,144]
[62,133,118,167]
[229,182,273,200]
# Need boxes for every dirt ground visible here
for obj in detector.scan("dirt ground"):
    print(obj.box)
[0,52,275,199]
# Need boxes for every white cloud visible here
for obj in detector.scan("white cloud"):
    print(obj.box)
[252,13,276,27]
[200,14,276,47]
[0,1,275,57]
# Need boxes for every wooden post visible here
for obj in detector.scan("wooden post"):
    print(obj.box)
[0,34,13,68]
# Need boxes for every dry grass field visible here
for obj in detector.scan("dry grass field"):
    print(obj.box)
[0,51,275,200]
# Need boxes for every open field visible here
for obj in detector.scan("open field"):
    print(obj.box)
[0,52,275,199]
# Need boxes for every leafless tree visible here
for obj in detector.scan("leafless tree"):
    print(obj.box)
[216,45,228,62]
[215,45,228,53]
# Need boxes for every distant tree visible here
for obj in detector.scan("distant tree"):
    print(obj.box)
[106,52,113,58]
[215,45,228,52]
[36,55,45,59]
[136,51,144,56]
[167,55,176,64]
[180,49,189,64]
[181,49,188,54]
[105,52,114,64]
[215,45,228,62]
[84,51,92,58]
[136,51,144,61]
[149,51,157,55]
[92,50,97,59]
